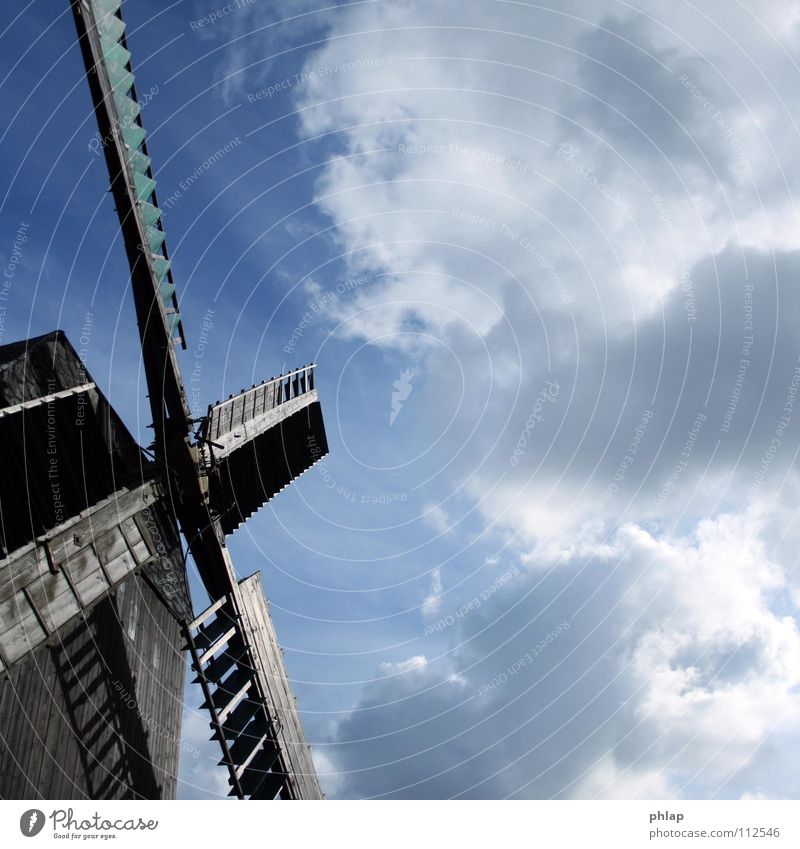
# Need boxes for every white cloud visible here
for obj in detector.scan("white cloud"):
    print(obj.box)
[378,654,428,677]
[572,755,679,800]
[619,516,800,777]
[422,503,453,536]
[312,749,346,798]
[421,566,443,614]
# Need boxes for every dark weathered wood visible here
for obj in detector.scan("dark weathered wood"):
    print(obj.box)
[0,574,185,799]
[65,546,109,608]
[121,517,149,564]
[0,548,48,603]
[0,656,32,796]
[210,400,329,535]
[24,570,80,634]
[188,570,324,799]
[0,323,192,802]
[0,484,161,604]
[0,482,162,671]
[0,592,47,666]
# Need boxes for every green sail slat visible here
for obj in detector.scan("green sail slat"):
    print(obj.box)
[96,12,125,42]
[166,312,182,334]
[134,172,156,203]
[114,92,140,125]
[101,38,131,73]
[108,67,135,96]
[128,149,152,174]
[122,122,146,150]
[139,201,161,227]
[159,280,176,303]
[146,226,166,254]
[153,256,171,282]
[91,0,122,15]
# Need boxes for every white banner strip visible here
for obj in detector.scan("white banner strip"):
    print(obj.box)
[1,800,798,848]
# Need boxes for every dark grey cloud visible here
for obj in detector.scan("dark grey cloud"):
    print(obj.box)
[567,14,744,187]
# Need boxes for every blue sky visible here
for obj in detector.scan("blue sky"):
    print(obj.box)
[3,0,800,800]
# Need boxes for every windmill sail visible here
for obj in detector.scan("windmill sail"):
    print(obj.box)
[72,0,184,348]
[185,572,322,799]
[203,366,329,534]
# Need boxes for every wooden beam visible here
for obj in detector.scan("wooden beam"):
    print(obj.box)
[0,481,162,671]
[0,382,96,418]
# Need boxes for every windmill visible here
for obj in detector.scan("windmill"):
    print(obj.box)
[0,0,329,800]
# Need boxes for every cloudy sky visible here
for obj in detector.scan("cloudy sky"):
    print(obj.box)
[3,0,800,799]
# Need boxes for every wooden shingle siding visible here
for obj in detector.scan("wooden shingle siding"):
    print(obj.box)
[0,594,47,666]
[24,570,80,634]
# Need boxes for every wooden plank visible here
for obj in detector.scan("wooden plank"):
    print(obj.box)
[105,551,137,584]
[0,381,96,418]
[60,485,160,562]
[94,526,129,567]
[96,528,138,584]
[110,576,139,798]
[0,486,165,675]
[188,595,227,630]
[121,517,150,564]
[54,626,92,799]
[150,592,185,799]
[70,568,109,611]
[48,532,84,570]
[197,626,237,667]
[63,546,111,608]
[0,546,48,604]
[0,672,15,782]
[135,575,186,799]
[0,591,48,665]
[211,390,318,460]
[31,665,65,799]
[25,569,81,633]
[19,651,53,800]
